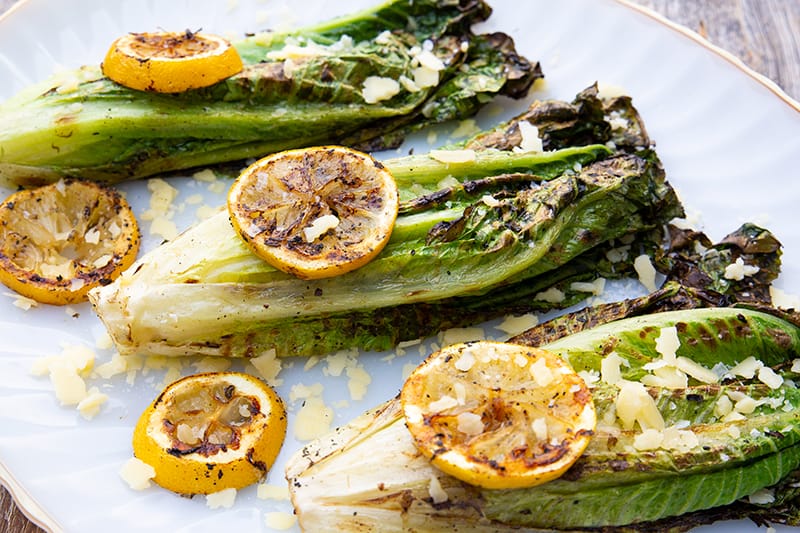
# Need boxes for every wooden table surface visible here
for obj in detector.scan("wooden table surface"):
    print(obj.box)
[0,0,797,531]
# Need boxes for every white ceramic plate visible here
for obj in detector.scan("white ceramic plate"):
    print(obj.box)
[1,1,799,531]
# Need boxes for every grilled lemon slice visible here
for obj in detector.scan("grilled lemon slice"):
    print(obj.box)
[102,30,243,93]
[227,146,399,279]
[401,341,596,490]
[132,372,287,495]
[0,179,139,305]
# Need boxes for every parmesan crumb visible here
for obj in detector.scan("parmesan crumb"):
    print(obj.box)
[293,395,333,441]
[265,512,297,530]
[192,356,232,373]
[578,370,600,386]
[93,352,129,379]
[206,487,237,509]
[748,488,775,505]
[375,30,393,45]
[729,356,763,379]
[634,254,658,292]
[440,326,485,345]
[119,457,155,490]
[141,178,178,222]
[249,348,283,384]
[633,428,663,450]
[361,76,400,104]
[676,356,718,384]
[771,286,800,310]
[530,357,554,387]
[5,291,38,310]
[93,254,112,269]
[481,194,501,207]
[723,257,760,281]
[514,120,543,153]
[428,476,449,504]
[415,49,445,71]
[184,193,204,205]
[412,66,439,88]
[758,366,784,389]
[596,82,628,98]
[662,426,699,452]
[48,359,89,406]
[267,40,334,61]
[570,278,606,296]
[257,483,290,500]
[191,168,218,183]
[531,417,548,441]
[77,387,108,420]
[404,404,423,425]
[429,149,476,164]
[149,215,178,241]
[714,395,733,417]
[84,227,101,244]
[457,412,484,435]
[496,313,538,336]
[454,349,476,372]
[534,287,565,303]
[600,352,624,385]
[429,395,459,412]
[398,74,420,93]
[346,364,371,401]
[303,214,339,242]
[616,380,665,430]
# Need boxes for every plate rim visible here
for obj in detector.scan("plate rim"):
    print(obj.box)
[613,0,800,113]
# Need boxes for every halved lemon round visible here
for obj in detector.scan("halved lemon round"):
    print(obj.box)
[102,30,243,93]
[0,179,139,305]
[227,146,399,279]
[132,372,287,496]
[401,341,596,490]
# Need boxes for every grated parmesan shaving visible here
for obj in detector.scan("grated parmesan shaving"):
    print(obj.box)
[531,417,548,441]
[265,512,298,530]
[600,352,624,385]
[455,349,476,372]
[457,412,484,435]
[429,395,459,412]
[303,214,339,242]
[496,313,538,336]
[634,254,658,292]
[534,287,565,303]
[84,227,101,244]
[257,483,290,500]
[119,457,156,490]
[429,149,476,164]
[514,120,543,153]
[361,76,400,104]
[206,487,237,509]
[428,476,449,504]
[723,257,760,281]
[530,357,554,387]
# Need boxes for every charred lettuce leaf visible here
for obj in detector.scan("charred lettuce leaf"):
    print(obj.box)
[286,307,800,530]
[0,0,541,186]
[90,144,683,357]
[511,222,784,347]
[463,82,651,154]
